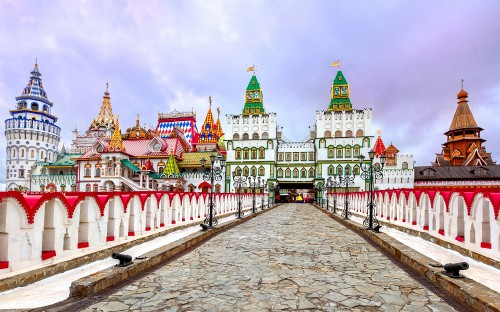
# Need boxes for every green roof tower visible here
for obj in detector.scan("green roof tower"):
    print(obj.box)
[328,70,353,111]
[242,75,266,115]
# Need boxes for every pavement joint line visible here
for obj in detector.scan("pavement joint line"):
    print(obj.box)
[33,205,281,311]
[314,205,500,312]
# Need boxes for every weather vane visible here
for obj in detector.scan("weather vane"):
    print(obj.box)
[331,59,342,68]
[247,64,258,74]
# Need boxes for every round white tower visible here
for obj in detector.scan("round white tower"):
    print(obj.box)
[5,62,61,191]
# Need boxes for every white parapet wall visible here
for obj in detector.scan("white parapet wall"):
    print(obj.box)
[0,190,266,275]
[331,187,500,261]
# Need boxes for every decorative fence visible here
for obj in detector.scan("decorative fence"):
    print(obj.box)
[332,187,500,259]
[0,191,264,274]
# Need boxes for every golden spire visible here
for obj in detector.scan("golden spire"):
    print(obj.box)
[109,115,124,151]
[89,83,115,131]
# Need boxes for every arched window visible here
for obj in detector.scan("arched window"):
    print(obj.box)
[21,149,25,157]
[43,105,49,113]
[30,149,34,158]
[285,168,291,178]
[242,133,249,140]
[252,132,259,140]
[328,147,334,158]
[262,132,269,139]
[293,168,299,178]
[277,168,284,178]
[84,164,92,177]
[324,130,331,138]
[402,162,409,170]
[328,165,334,175]
[335,130,342,137]
[188,184,195,192]
[233,133,240,140]
[243,148,249,159]
[40,151,44,159]
[93,184,98,192]
[353,146,360,157]
[12,149,16,157]
[85,184,91,192]
[346,130,353,137]
[251,148,257,159]
[259,147,265,159]
[309,168,315,178]
[235,149,242,160]
[243,166,249,176]
[31,103,39,111]
[95,167,101,177]
[215,184,221,193]
[336,166,343,175]
[356,129,364,137]
[301,168,307,178]
[258,166,265,176]
[251,166,257,177]
[235,166,242,176]
[353,165,360,176]
[336,147,343,158]
[345,146,352,158]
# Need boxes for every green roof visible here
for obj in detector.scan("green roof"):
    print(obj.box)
[246,75,261,91]
[121,158,140,172]
[44,154,81,168]
[163,153,180,175]
[333,71,348,85]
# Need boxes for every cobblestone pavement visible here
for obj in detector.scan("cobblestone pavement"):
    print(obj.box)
[85,204,457,311]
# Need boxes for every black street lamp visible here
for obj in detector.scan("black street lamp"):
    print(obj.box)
[260,179,267,210]
[247,175,260,213]
[332,174,340,214]
[232,170,247,219]
[200,154,225,229]
[359,149,387,230]
[313,183,323,207]
[338,167,356,220]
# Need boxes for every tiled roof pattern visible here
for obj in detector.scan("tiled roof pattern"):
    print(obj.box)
[373,135,386,157]
[164,153,180,175]
[415,165,500,181]
[449,90,479,131]
[179,152,214,167]
[156,118,199,146]
[44,154,81,167]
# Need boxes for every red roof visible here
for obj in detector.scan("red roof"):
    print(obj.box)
[78,137,185,160]
[373,135,386,157]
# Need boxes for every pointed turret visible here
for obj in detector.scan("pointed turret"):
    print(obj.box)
[242,75,266,115]
[109,115,124,152]
[17,61,51,105]
[373,130,386,157]
[328,70,353,111]
[199,96,218,143]
[215,107,224,140]
[89,83,115,131]
[163,152,180,176]
[439,86,490,166]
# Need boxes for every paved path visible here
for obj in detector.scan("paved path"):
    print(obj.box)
[85,204,457,311]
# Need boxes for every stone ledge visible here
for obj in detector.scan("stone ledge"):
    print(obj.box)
[0,208,253,292]
[315,206,500,312]
[351,210,500,270]
[70,205,279,297]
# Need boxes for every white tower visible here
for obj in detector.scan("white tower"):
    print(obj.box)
[5,62,61,191]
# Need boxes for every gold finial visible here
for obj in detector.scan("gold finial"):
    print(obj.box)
[376,129,382,136]
[106,82,109,93]
[217,107,220,118]
[136,114,140,127]
[461,78,464,90]
[209,96,212,107]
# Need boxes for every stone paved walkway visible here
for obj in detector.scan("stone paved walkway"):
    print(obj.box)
[85,204,457,311]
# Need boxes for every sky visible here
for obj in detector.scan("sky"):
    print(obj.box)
[0,0,499,184]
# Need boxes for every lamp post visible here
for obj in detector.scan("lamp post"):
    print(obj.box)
[332,174,340,214]
[247,175,260,213]
[359,149,387,230]
[324,177,332,211]
[232,170,247,219]
[260,179,267,210]
[200,154,225,229]
[338,167,356,220]
[314,183,323,207]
